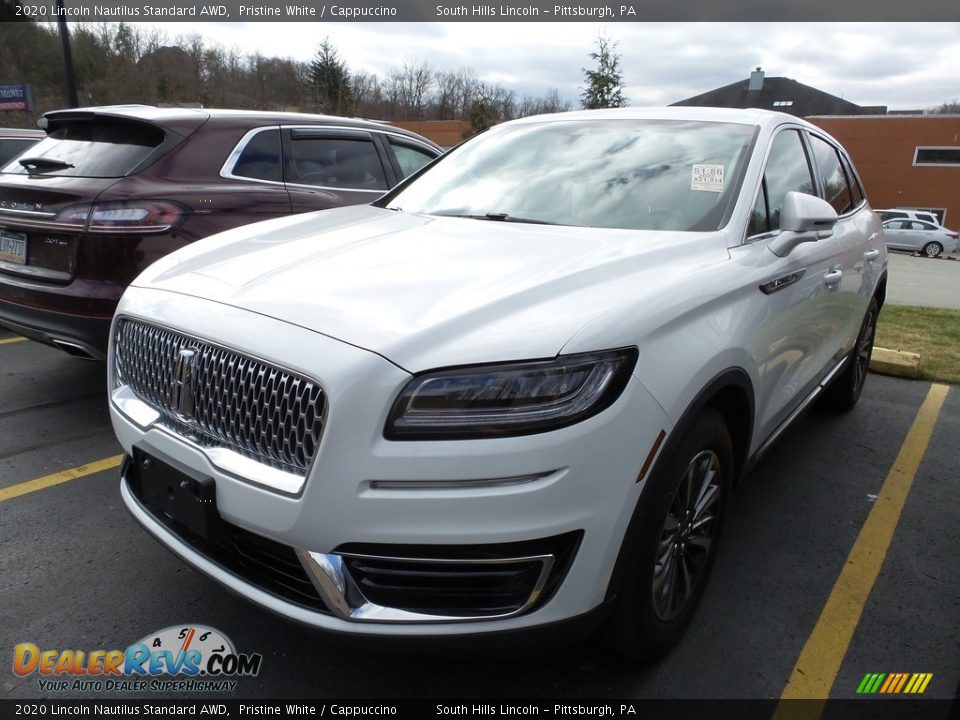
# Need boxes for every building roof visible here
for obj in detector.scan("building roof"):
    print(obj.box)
[671,73,886,117]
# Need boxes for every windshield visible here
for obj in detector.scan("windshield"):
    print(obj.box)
[0,117,167,178]
[384,119,757,232]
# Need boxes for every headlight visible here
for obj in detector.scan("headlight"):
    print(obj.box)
[385,348,638,440]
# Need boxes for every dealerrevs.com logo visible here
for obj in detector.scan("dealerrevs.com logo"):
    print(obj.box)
[13,625,262,693]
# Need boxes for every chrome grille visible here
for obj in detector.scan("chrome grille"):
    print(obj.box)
[114,319,325,476]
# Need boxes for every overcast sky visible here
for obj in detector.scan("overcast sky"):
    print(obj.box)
[143,22,960,111]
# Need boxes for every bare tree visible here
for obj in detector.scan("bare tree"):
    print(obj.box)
[927,100,960,114]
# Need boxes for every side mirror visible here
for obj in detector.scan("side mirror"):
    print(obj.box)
[768,192,839,257]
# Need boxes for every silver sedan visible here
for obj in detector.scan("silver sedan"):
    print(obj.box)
[882,219,959,257]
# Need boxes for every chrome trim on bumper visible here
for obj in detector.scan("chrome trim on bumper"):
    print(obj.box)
[112,387,307,496]
[295,549,555,624]
[367,470,558,491]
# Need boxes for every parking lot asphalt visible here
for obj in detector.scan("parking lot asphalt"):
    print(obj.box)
[886,252,960,309]
[1,331,957,708]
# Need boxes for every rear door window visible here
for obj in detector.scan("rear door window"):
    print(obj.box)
[1,117,170,178]
[838,152,864,207]
[808,134,854,215]
[387,139,436,178]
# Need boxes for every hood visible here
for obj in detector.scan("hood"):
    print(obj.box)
[135,205,729,371]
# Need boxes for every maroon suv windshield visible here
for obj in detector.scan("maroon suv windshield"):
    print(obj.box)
[1,117,168,178]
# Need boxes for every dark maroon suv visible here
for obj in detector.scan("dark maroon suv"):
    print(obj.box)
[0,106,440,358]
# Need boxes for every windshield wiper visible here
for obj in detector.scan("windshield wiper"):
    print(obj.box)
[18,157,75,173]
[481,213,559,225]
[433,211,560,226]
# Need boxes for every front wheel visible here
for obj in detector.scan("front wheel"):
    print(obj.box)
[604,408,732,660]
[922,242,943,258]
[820,298,878,412]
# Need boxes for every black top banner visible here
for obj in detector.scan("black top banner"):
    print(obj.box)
[9,0,960,21]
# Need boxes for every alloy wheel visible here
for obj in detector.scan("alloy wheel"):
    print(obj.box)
[652,449,722,621]
[852,307,877,395]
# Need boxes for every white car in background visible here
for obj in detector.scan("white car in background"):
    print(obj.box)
[875,208,943,226]
[882,218,959,257]
[108,107,887,659]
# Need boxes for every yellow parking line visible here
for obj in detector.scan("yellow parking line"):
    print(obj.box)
[0,336,27,345]
[0,455,123,503]
[772,383,950,717]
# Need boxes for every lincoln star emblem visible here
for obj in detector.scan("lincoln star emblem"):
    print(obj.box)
[171,348,198,421]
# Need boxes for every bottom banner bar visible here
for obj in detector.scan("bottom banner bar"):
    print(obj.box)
[1,698,953,720]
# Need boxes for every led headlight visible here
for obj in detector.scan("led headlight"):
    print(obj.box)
[385,348,638,440]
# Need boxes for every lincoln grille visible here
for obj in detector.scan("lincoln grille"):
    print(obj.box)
[114,319,325,476]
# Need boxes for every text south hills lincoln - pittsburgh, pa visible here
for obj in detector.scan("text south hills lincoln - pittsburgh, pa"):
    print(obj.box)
[436,4,634,17]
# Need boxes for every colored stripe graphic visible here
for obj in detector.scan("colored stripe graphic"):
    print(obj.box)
[856,673,932,694]
[879,674,896,693]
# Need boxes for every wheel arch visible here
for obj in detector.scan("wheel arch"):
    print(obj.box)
[874,270,888,310]
[603,367,754,603]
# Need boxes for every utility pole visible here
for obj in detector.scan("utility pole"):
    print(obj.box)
[56,2,79,108]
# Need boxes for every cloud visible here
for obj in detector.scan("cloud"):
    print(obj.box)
[145,21,960,111]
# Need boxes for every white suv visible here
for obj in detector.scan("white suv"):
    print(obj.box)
[108,108,887,659]
[876,208,944,226]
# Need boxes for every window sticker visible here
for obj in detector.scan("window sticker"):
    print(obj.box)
[691,164,724,192]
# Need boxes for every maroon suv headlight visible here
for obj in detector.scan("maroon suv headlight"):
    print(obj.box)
[53,200,188,233]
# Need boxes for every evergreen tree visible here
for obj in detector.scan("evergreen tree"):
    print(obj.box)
[310,38,353,115]
[463,94,496,139]
[580,34,627,110]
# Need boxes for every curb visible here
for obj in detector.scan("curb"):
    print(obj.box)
[870,347,921,379]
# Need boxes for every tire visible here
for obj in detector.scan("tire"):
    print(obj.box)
[820,298,878,412]
[604,408,732,660]
[922,242,943,258]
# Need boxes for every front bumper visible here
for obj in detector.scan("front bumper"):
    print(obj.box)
[110,287,672,635]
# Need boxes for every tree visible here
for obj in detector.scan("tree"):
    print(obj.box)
[463,86,497,139]
[310,38,353,115]
[927,100,960,114]
[580,34,626,110]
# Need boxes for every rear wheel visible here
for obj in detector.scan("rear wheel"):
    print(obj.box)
[820,298,878,412]
[922,242,943,258]
[604,408,732,660]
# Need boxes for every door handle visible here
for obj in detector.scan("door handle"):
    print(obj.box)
[824,270,843,286]
[864,249,880,261]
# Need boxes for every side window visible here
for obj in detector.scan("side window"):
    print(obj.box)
[885,220,907,230]
[289,136,388,191]
[230,129,282,183]
[838,152,864,207]
[748,181,770,237]
[751,129,815,235]
[809,135,854,215]
[389,139,436,178]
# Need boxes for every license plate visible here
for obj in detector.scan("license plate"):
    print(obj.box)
[0,228,26,265]
[131,447,224,544]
